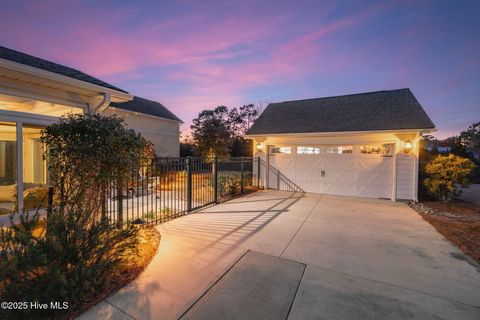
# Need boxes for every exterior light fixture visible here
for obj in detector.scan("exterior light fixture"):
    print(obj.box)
[404,140,413,154]
[256,142,264,153]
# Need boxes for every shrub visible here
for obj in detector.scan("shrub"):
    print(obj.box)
[0,114,148,319]
[424,154,476,204]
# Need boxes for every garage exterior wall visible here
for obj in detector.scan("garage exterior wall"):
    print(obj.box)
[250,131,421,201]
[103,108,180,157]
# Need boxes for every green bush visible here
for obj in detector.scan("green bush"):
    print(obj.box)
[423,154,476,204]
[0,114,148,319]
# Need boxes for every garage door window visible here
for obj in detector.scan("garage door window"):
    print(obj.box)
[360,145,392,156]
[297,146,320,154]
[326,146,353,154]
[270,147,291,154]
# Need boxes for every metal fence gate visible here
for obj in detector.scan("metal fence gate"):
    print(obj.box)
[105,157,261,226]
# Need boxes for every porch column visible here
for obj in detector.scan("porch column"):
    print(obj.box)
[265,145,270,189]
[391,142,398,201]
[16,122,23,213]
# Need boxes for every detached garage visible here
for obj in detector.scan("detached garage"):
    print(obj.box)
[246,88,435,201]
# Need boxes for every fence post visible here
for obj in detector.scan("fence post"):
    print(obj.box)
[277,170,280,190]
[101,184,106,222]
[186,156,192,212]
[240,156,244,194]
[47,186,53,217]
[46,186,53,241]
[117,180,123,225]
[257,157,261,188]
[214,157,218,204]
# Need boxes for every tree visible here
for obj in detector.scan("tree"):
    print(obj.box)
[423,154,476,204]
[442,135,470,158]
[191,104,260,158]
[460,122,480,155]
[230,104,259,136]
[229,104,259,157]
[191,106,232,157]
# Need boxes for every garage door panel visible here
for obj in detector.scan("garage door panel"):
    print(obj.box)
[358,185,391,198]
[325,182,357,196]
[268,144,393,199]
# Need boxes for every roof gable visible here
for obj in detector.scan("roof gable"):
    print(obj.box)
[247,88,435,135]
[0,46,127,93]
[110,96,182,122]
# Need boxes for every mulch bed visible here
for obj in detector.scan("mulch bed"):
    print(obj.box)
[409,201,480,264]
[72,226,161,318]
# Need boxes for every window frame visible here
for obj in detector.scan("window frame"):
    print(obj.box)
[325,145,353,155]
[269,146,292,155]
[359,144,393,157]
[296,146,320,155]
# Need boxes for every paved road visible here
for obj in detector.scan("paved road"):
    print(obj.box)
[79,190,480,320]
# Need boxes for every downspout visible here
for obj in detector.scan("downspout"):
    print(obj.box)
[87,93,111,114]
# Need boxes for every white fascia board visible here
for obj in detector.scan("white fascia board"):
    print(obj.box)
[0,109,59,126]
[0,58,133,102]
[245,128,436,138]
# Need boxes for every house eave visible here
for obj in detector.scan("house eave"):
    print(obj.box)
[245,127,437,138]
[0,57,133,103]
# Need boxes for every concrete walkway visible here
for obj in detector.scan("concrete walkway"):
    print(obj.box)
[79,191,480,320]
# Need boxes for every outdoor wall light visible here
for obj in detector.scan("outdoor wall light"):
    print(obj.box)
[256,142,264,153]
[404,140,413,154]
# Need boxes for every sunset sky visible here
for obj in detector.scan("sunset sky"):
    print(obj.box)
[1,0,478,138]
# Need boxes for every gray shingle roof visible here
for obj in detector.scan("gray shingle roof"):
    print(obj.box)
[0,46,127,93]
[247,88,435,135]
[110,96,182,122]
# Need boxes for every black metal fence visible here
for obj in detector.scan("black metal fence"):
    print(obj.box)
[105,157,261,226]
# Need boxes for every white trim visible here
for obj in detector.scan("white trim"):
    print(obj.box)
[413,134,420,202]
[0,109,59,126]
[391,144,398,201]
[16,122,23,213]
[0,58,133,102]
[265,145,271,189]
[245,128,436,138]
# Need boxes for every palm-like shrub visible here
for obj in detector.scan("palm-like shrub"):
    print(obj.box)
[0,114,149,319]
[424,154,476,204]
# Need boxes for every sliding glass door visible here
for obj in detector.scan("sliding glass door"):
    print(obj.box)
[0,122,47,215]
[0,122,18,214]
[23,125,47,186]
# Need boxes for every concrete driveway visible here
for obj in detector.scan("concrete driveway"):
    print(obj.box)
[79,191,480,320]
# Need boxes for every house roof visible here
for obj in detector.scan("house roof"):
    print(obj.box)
[0,46,127,93]
[110,96,182,122]
[0,46,182,122]
[247,88,435,135]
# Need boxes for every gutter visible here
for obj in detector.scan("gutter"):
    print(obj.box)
[93,93,111,113]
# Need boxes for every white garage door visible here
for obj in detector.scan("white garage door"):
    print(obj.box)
[269,144,393,198]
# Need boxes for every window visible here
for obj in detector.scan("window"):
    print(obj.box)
[297,146,320,154]
[326,146,353,154]
[0,122,17,187]
[270,146,291,154]
[360,145,392,156]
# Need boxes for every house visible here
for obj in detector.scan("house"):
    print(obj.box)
[0,46,181,213]
[246,88,436,201]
